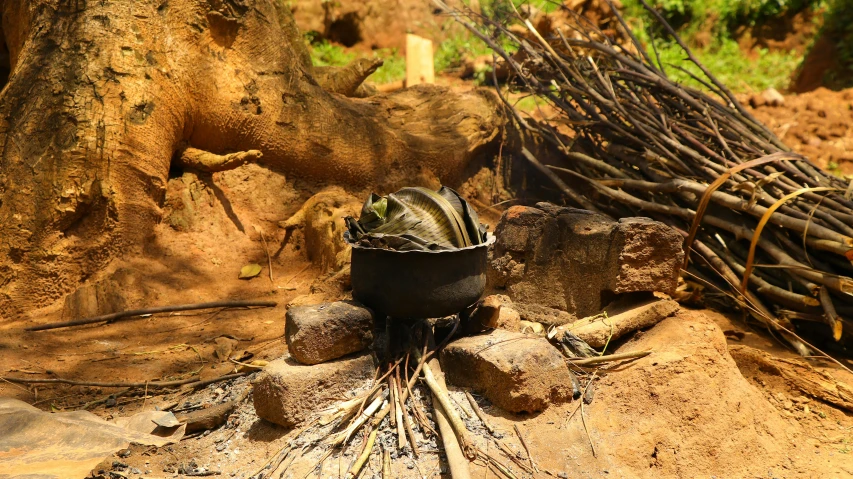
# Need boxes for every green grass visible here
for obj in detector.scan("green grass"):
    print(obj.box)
[649,38,801,92]
[618,0,826,92]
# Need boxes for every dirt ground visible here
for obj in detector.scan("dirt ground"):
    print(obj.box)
[747,87,853,177]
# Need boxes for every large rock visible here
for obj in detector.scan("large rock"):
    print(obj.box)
[441,330,573,413]
[285,301,374,365]
[488,203,683,318]
[253,352,376,428]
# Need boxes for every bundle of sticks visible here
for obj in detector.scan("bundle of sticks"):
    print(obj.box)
[434,0,853,355]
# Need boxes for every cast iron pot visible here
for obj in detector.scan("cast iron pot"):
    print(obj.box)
[345,233,495,319]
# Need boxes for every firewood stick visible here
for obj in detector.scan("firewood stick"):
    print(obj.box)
[419,353,476,459]
[396,368,419,457]
[463,391,495,435]
[388,372,398,430]
[391,376,407,449]
[819,286,844,341]
[567,350,652,366]
[382,448,391,478]
[346,427,377,479]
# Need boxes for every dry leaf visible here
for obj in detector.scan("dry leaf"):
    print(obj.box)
[238,263,262,279]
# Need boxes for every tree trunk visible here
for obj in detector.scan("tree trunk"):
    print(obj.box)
[0,0,503,319]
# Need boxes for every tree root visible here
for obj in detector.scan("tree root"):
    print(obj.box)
[178,147,263,173]
[314,58,384,98]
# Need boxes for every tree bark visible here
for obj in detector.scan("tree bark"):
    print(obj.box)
[0,0,503,319]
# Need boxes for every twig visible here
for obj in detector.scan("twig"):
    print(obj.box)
[257,227,275,284]
[2,372,248,390]
[330,392,386,446]
[513,425,538,473]
[26,300,277,331]
[464,391,496,435]
[567,350,652,366]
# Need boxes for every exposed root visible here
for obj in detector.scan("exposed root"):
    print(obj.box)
[178,147,263,173]
[314,58,384,97]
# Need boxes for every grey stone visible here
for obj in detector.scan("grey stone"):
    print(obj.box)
[252,351,375,428]
[285,301,374,365]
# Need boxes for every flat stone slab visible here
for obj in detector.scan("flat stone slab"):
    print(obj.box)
[285,301,374,365]
[252,351,376,428]
[441,330,573,413]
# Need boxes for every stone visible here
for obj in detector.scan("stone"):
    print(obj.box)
[252,351,376,428]
[487,203,683,317]
[441,330,574,413]
[483,295,521,331]
[460,294,521,334]
[749,88,785,108]
[565,298,680,348]
[285,301,374,365]
[513,303,576,327]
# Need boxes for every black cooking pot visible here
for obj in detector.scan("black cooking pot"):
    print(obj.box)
[345,233,495,319]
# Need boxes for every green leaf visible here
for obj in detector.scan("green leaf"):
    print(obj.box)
[239,263,262,279]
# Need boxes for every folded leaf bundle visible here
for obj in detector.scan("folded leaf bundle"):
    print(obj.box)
[345,186,486,251]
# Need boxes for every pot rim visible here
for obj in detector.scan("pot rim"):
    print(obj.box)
[344,231,495,254]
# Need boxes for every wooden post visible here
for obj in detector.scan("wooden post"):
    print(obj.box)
[406,34,434,87]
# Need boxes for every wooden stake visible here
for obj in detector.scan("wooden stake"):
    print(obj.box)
[405,34,434,87]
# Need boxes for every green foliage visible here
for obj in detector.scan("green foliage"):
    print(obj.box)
[371,49,406,84]
[651,39,801,92]
[619,0,826,92]
[624,0,824,32]
[435,33,494,73]
[309,39,355,67]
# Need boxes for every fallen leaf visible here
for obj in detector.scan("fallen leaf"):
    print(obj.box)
[239,263,262,279]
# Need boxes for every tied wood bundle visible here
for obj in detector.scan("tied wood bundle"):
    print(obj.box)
[434,0,853,355]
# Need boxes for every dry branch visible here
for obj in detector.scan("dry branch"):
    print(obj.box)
[2,372,248,390]
[26,300,277,331]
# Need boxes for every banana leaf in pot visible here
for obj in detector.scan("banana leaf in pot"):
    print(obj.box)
[345,186,486,252]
